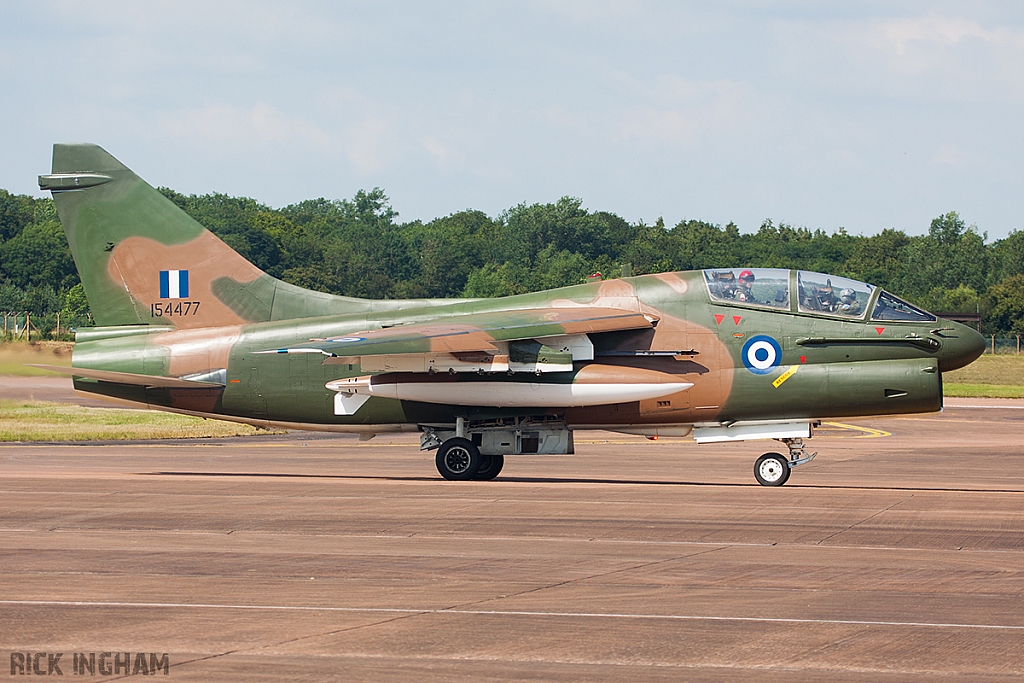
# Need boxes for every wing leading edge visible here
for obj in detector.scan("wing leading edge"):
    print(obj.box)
[261,307,657,357]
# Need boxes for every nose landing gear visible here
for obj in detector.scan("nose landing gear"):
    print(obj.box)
[754,438,816,486]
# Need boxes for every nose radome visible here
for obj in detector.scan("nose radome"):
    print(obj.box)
[937,320,986,373]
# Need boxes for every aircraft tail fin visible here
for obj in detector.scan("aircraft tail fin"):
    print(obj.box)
[41,143,370,329]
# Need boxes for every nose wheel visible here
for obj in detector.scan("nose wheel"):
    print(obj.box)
[754,438,816,486]
[754,452,790,486]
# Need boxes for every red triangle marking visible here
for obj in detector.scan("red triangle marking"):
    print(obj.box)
[800,356,806,363]
[875,327,885,335]
[732,315,742,325]
[714,314,724,325]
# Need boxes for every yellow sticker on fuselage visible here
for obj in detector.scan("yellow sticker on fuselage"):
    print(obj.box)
[772,365,799,388]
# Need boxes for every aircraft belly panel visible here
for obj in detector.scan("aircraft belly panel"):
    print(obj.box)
[721,358,941,421]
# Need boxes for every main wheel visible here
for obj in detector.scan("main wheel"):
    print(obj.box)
[435,438,482,481]
[473,454,504,480]
[754,452,790,486]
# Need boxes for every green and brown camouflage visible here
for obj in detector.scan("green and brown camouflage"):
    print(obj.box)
[37,144,986,484]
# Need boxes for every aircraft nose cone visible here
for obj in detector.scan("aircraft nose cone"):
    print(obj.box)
[937,320,986,372]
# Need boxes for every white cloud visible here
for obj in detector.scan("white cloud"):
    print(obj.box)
[932,144,967,166]
[344,117,391,174]
[422,136,464,169]
[615,78,750,145]
[163,103,332,147]
[877,14,994,55]
[159,101,401,176]
[858,13,1024,79]
[532,0,639,23]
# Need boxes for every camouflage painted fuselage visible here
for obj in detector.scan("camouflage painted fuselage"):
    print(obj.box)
[70,271,979,433]
[41,144,985,437]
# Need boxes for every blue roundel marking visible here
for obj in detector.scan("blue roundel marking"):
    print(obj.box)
[742,335,782,375]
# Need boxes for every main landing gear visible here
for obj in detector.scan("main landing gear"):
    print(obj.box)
[434,438,504,481]
[423,417,570,481]
[754,438,816,487]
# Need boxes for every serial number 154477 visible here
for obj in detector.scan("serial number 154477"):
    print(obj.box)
[151,301,201,317]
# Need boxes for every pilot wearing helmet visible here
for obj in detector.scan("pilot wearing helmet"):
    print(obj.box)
[838,288,862,316]
[734,269,757,303]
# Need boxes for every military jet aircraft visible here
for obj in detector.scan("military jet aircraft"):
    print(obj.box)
[36,144,986,485]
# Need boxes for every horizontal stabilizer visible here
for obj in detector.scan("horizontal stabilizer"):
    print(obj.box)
[28,365,225,388]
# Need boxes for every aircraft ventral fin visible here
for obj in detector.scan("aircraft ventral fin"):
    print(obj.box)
[262,308,656,357]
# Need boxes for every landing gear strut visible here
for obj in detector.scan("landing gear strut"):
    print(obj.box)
[754,438,816,487]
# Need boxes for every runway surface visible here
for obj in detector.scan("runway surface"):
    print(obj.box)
[1,397,1023,680]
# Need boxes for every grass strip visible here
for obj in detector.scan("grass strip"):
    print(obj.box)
[0,342,72,375]
[0,400,268,442]
[943,355,1024,386]
[942,383,1024,399]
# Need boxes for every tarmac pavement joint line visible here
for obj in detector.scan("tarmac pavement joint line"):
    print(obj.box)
[441,544,730,616]
[815,494,915,545]
[160,608,430,679]
[2,600,1023,631]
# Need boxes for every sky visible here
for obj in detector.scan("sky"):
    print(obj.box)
[2,1,1023,239]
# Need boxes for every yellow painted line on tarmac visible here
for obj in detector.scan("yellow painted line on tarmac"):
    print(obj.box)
[890,416,1005,424]
[820,421,890,438]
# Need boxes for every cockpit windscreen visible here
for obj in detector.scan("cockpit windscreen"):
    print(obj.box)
[704,268,789,309]
[871,291,937,322]
[798,272,873,318]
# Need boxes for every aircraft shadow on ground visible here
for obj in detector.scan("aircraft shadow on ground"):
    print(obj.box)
[146,471,1018,492]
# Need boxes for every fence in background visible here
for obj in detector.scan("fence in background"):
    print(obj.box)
[986,336,1022,354]
[1,312,76,341]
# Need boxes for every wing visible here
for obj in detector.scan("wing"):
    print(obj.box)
[261,307,656,357]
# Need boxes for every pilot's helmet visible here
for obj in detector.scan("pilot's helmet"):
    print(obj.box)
[738,269,755,284]
[839,288,856,303]
[821,280,834,297]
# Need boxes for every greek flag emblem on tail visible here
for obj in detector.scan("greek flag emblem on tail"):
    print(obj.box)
[159,270,189,299]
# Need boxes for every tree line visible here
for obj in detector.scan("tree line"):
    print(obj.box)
[2,186,1023,338]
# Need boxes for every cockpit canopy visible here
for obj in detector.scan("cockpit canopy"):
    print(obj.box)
[702,269,936,322]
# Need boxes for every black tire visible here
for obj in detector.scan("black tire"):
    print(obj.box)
[754,452,790,486]
[473,454,504,480]
[435,438,482,481]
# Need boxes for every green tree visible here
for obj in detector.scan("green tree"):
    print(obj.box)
[844,228,911,291]
[0,220,77,289]
[990,229,1024,282]
[463,262,531,297]
[0,189,36,241]
[984,275,1024,334]
[916,284,980,314]
[61,283,93,326]
[891,212,988,301]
